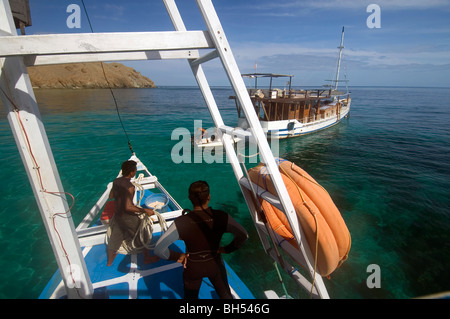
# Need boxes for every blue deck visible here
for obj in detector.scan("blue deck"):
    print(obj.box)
[40,186,254,299]
[90,236,253,299]
[40,233,254,299]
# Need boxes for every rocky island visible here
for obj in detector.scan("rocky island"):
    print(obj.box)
[28,62,156,89]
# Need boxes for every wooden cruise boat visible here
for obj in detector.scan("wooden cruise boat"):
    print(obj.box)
[231,28,351,139]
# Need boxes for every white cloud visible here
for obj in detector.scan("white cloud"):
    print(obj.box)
[221,39,450,85]
[231,40,450,67]
[273,0,450,10]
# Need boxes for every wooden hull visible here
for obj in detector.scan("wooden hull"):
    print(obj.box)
[238,98,351,139]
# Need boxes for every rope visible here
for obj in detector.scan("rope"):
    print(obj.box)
[80,0,134,155]
[288,160,351,267]
[278,163,319,298]
[107,202,168,255]
[273,261,292,299]
[288,162,329,194]
[0,86,84,298]
[238,153,295,301]
[132,172,169,250]
[132,174,146,206]
[129,173,169,251]
[132,209,168,252]
[249,157,320,297]
[153,209,169,234]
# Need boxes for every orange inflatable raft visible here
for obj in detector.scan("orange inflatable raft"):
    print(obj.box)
[248,158,351,277]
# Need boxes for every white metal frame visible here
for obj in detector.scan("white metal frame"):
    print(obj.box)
[0,0,329,298]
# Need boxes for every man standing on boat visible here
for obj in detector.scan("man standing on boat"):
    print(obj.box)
[154,181,248,299]
[106,160,158,266]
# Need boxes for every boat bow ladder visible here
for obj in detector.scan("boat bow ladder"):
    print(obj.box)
[0,0,329,298]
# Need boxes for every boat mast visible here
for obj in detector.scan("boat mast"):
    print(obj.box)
[334,26,345,91]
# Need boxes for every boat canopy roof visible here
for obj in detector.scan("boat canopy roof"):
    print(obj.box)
[242,73,293,78]
[242,73,294,90]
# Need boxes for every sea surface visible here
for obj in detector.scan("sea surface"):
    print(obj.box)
[0,86,449,299]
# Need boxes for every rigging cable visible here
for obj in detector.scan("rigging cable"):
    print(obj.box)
[80,0,135,155]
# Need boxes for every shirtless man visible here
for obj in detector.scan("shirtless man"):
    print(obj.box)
[107,160,158,266]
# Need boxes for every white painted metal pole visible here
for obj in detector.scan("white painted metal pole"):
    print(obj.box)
[164,0,276,273]
[0,31,214,57]
[334,27,345,91]
[0,0,93,299]
[163,0,245,181]
[195,0,329,298]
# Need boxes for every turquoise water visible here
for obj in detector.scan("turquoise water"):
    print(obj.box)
[1,86,449,299]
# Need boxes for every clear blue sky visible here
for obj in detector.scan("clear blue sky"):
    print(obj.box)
[24,0,450,87]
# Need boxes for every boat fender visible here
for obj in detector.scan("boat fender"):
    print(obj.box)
[247,159,351,277]
[101,201,115,224]
[277,159,351,262]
